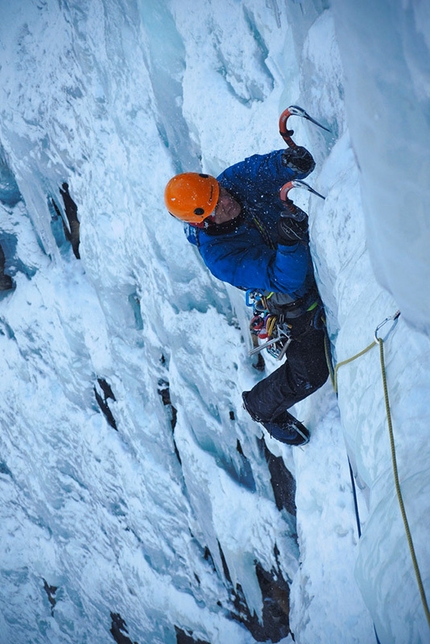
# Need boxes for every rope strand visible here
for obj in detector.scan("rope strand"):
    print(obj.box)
[330,313,429,629]
[332,340,376,393]
[378,338,430,627]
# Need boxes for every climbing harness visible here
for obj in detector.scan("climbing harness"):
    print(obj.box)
[246,289,322,360]
[247,290,293,360]
[331,310,430,629]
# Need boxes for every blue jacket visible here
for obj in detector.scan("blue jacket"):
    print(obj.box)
[187,150,316,299]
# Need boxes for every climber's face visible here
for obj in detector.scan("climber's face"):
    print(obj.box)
[212,187,241,224]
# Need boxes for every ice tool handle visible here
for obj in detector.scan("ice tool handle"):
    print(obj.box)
[279,105,330,149]
[279,180,325,221]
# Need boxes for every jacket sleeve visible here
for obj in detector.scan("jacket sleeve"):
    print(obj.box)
[218,150,312,201]
[199,234,311,296]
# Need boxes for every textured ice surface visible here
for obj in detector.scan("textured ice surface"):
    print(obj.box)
[0,1,429,643]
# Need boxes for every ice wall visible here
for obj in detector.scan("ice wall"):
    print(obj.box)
[305,3,430,642]
[0,1,429,643]
[0,1,301,643]
[331,0,430,335]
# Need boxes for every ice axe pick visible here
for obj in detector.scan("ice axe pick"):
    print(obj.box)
[279,180,326,219]
[279,105,331,148]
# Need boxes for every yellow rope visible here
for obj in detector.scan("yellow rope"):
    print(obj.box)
[378,338,430,627]
[329,316,429,628]
[332,340,376,393]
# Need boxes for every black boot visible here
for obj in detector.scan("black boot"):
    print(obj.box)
[242,392,310,446]
[261,410,310,446]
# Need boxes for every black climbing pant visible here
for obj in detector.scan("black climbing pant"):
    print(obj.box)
[243,321,329,425]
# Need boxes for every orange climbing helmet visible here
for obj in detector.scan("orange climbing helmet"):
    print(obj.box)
[164,172,219,224]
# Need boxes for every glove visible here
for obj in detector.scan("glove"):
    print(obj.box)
[280,196,307,221]
[277,215,309,245]
[282,146,315,175]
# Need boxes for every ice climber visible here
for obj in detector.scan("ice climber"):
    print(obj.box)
[164,144,329,446]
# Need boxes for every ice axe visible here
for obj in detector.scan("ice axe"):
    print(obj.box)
[279,179,325,220]
[279,105,330,148]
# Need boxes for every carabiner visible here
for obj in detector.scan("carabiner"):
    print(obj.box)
[374,310,401,343]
